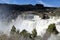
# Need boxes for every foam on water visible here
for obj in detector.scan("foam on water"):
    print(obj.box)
[0,14,60,38]
[12,15,60,37]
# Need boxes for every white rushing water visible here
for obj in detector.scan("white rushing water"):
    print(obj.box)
[0,14,60,40]
[12,14,60,36]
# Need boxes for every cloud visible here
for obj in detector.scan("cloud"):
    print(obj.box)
[0,0,55,7]
[0,0,18,4]
[37,0,53,7]
[1,0,10,3]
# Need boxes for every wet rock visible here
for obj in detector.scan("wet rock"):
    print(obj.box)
[42,14,49,19]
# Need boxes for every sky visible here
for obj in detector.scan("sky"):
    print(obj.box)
[0,0,60,7]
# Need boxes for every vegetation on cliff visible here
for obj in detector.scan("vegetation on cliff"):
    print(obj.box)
[47,23,59,34]
[0,24,59,40]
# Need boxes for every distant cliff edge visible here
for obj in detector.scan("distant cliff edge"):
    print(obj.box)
[0,3,57,12]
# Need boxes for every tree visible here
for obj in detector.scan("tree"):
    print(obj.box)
[31,29,37,38]
[20,29,32,40]
[20,29,28,36]
[42,23,59,40]
[20,29,31,37]
[47,23,59,34]
[10,25,16,34]
[16,30,20,34]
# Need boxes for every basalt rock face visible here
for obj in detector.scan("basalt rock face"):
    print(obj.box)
[41,14,50,19]
[0,3,57,11]
[0,3,57,21]
[0,4,44,11]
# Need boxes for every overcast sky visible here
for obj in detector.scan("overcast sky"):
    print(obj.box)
[0,0,60,7]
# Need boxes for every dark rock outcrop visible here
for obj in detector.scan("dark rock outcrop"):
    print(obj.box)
[0,3,57,22]
[0,3,57,11]
[42,14,50,19]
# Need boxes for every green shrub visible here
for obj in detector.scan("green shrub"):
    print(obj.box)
[20,29,28,36]
[10,25,16,34]
[47,23,59,34]
[31,29,37,38]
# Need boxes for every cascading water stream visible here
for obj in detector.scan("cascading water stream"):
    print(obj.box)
[0,13,60,40]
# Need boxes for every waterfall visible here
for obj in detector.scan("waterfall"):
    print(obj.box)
[0,12,60,40]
